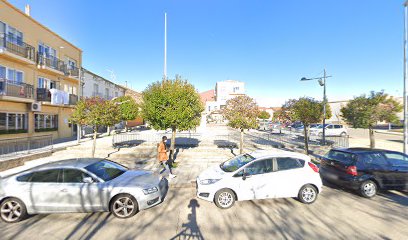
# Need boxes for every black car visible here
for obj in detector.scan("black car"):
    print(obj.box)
[319,148,408,198]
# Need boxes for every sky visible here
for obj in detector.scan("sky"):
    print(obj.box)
[8,0,406,107]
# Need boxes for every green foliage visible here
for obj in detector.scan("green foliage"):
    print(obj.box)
[258,110,271,120]
[281,97,331,124]
[141,77,204,131]
[70,97,121,128]
[113,95,139,121]
[223,95,259,130]
[341,91,402,129]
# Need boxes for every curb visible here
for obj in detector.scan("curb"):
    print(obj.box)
[375,131,403,136]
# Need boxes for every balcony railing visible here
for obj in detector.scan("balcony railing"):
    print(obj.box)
[36,88,51,102]
[69,94,78,105]
[0,78,34,99]
[37,53,67,73]
[0,33,36,62]
[66,66,79,77]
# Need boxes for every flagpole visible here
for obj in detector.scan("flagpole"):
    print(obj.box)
[164,12,167,79]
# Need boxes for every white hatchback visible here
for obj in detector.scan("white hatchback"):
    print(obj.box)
[196,150,322,209]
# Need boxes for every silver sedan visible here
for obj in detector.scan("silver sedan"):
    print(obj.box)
[0,158,168,223]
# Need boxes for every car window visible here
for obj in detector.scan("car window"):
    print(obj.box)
[30,169,61,183]
[327,125,333,129]
[85,160,127,181]
[334,125,342,129]
[16,173,33,182]
[325,150,356,164]
[384,153,408,167]
[244,159,273,176]
[359,153,388,166]
[276,157,304,171]
[62,169,91,183]
[220,154,255,172]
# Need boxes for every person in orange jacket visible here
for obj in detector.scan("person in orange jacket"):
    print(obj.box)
[158,136,176,178]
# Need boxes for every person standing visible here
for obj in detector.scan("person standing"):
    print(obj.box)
[158,136,176,178]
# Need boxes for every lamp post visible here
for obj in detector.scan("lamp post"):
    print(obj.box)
[404,1,408,154]
[301,69,332,145]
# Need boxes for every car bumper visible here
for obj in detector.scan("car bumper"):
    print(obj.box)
[138,178,168,210]
[196,178,216,203]
[320,168,361,190]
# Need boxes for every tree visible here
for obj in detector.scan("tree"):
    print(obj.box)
[70,97,121,157]
[258,110,271,120]
[341,91,402,149]
[222,95,259,154]
[113,95,139,132]
[282,97,331,154]
[141,76,204,161]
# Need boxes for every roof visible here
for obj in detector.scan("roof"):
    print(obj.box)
[332,148,394,154]
[249,150,310,161]
[28,158,105,171]
[82,68,126,90]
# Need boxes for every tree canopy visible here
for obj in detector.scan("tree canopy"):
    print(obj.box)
[223,95,259,130]
[113,95,139,122]
[258,110,271,120]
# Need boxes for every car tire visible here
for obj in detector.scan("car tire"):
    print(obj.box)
[359,180,377,198]
[298,185,318,204]
[0,198,28,223]
[110,194,138,218]
[214,189,236,209]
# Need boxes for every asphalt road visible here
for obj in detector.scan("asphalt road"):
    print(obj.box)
[348,128,402,143]
[1,183,407,240]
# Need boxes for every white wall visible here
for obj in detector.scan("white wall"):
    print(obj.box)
[82,69,126,100]
[215,80,245,102]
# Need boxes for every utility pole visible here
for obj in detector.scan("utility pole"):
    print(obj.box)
[404,1,408,154]
[164,12,167,79]
[322,69,327,145]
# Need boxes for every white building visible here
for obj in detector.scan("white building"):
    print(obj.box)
[205,80,245,113]
[81,68,126,100]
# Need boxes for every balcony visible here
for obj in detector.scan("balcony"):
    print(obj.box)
[0,33,36,64]
[37,53,67,75]
[37,88,78,106]
[69,94,78,105]
[66,66,79,78]
[0,78,35,101]
[36,88,51,102]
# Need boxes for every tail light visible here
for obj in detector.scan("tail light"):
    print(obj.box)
[346,166,358,176]
[308,162,319,173]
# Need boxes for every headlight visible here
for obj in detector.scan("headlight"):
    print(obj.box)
[199,179,220,185]
[143,187,158,195]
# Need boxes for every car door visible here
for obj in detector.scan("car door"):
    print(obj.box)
[383,152,408,189]
[28,169,63,213]
[358,152,393,188]
[325,125,334,136]
[235,159,274,200]
[272,157,306,198]
[59,168,105,212]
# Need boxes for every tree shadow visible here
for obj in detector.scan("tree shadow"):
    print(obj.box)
[170,199,204,240]
[112,140,146,148]
[213,140,238,149]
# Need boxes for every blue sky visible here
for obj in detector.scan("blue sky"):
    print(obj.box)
[9,0,405,106]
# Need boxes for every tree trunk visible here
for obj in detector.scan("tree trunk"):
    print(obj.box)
[92,126,97,158]
[77,124,81,144]
[303,125,309,155]
[240,129,244,154]
[107,126,111,136]
[170,127,176,162]
[125,123,128,132]
[369,127,375,149]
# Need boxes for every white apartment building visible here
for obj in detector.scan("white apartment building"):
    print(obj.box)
[81,68,125,100]
[205,80,245,113]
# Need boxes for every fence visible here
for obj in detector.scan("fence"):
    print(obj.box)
[0,135,53,157]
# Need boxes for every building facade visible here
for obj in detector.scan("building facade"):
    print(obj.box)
[0,0,82,141]
[81,68,125,100]
[202,80,245,113]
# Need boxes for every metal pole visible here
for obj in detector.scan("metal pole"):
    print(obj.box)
[164,12,167,79]
[322,69,327,145]
[404,2,408,154]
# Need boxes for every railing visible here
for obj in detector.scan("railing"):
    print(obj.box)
[0,78,35,99]
[66,66,79,77]
[0,135,53,157]
[69,94,78,105]
[0,33,36,62]
[37,53,67,73]
[36,88,51,102]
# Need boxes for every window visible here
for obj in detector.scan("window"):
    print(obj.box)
[30,169,60,183]
[16,173,33,182]
[384,153,408,167]
[62,169,91,183]
[334,125,342,129]
[105,88,109,99]
[38,77,57,89]
[7,25,23,46]
[35,114,58,131]
[0,113,27,133]
[115,92,118,97]
[233,86,240,93]
[93,84,99,95]
[325,150,356,165]
[360,153,388,167]
[0,65,24,84]
[244,159,273,175]
[85,160,127,181]
[327,125,334,129]
[276,157,304,171]
[66,58,77,69]
[220,154,255,172]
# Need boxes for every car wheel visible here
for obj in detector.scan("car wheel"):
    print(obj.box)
[298,185,318,204]
[214,189,236,209]
[359,180,377,198]
[0,198,27,223]
[340,132,347,137]
[110,194,138,218]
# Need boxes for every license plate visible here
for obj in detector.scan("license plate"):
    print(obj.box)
[325,172,338,180]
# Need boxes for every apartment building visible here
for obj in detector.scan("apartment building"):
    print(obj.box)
[0,0,82,142]
[81,68,125,100]
[202,80,245,113]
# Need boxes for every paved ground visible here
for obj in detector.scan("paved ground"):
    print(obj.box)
[347,128,403,152]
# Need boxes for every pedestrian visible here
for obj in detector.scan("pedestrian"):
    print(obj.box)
[158,136,177,178]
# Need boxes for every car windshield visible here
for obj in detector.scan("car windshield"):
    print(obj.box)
[325,150,356,164]
[316,124,328,129]
[220,154,255,172]
[85,160,128,181]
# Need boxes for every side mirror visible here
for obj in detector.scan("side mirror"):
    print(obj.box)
[242,169,247,180]
[83,177,94,184]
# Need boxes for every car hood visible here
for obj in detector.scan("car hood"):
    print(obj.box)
[198,165,229,180]
[108,170,160,188]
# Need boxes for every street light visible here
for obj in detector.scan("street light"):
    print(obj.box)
[300,69,332,145]
[403,1,408,154]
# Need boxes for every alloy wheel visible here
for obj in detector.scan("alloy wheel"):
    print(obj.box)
[363,182,376,197]
[217,191,233,208]
[1,200,22,222]
[112,197,135,218]
[301,187,316,203]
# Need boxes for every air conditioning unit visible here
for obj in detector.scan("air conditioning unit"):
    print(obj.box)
[31,102,41,112]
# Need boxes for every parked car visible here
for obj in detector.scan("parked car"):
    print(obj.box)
[320,148,408,198]
[0,159,168,223]
[196,150,322,209]
[309,124,348,136]
[258,120,272,131]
